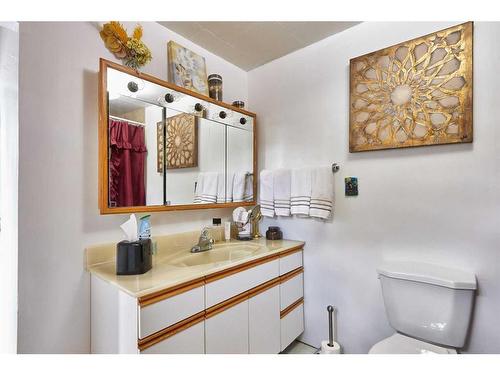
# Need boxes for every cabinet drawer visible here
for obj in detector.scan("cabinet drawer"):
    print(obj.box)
[139,284,205,339]
[280,271,304,311]
[205,258,279,307]
[280,302,304,352]
[279,250,303,275]
[141,320,205,354]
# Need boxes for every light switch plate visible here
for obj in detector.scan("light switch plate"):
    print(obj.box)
[345,177,358,196]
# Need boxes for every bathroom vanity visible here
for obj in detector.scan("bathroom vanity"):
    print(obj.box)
[86,231,304,354]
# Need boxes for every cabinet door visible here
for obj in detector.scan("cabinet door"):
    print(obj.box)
[205,299,249,354]
[280,303,304,352]
[249,285,281,354]
[141,320,205,354]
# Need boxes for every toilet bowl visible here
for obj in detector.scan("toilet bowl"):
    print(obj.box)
[369,333,456,354]
[369,261,477,354]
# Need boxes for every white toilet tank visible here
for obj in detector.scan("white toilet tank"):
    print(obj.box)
[377,261,477,348]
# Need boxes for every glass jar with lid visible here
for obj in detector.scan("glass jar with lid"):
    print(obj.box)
[208,74,223,101]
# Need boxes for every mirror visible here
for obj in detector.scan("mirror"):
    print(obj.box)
[99,59,256,214]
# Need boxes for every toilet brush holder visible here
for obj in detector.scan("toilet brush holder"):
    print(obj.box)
[319,305,342,354]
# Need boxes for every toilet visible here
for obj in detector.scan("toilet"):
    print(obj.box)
[369,261,477,354]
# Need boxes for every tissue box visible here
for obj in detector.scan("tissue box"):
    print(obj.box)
[116,239,152,275]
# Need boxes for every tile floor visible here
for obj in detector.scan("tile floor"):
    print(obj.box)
[281,340,318,354]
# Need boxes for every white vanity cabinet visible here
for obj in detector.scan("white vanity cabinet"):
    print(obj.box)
[90,246,304,354]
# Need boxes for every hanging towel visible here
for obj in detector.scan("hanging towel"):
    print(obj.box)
[259,170,274,217]
[216,172,226,203]
[290,168,312,216]
[226,173,234,203]
[201,172,218,203]
[243,173,254,202]
[273,169,291,216]
[233,172,247,202]
[194,173,205,203]
[310,167,334,219]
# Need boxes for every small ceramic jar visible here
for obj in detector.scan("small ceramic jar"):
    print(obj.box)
[266,226,283,240]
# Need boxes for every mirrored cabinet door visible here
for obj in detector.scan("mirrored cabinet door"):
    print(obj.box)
[99,59,256,214]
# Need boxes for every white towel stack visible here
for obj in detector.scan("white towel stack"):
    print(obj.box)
[194,173,205,203]
[259,170,274,217]
[216,172,226,204]
[273,169,291,216]
[194,172,218,203]
[310,167,334,219]
[232,172,247,202]
[226,173,234,203]
[290,168,312,216]
[243,174,254,202]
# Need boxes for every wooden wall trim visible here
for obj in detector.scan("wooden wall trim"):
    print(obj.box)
[280,297,304,319]
[279,267,304,284]
[278,245,304,258]
[138,311,205,351]
[204,253,279,284]
[138,278,205,307]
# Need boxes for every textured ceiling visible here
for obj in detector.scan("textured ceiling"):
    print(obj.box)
[158,22,359,71]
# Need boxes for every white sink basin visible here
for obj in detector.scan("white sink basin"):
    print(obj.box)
[168,244,261,267]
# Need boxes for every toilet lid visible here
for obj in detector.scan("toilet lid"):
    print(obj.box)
[369,333,457,354]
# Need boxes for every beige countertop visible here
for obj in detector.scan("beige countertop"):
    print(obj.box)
[86,231,304,299]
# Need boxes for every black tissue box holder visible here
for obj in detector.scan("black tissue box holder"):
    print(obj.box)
[116,239,152,275]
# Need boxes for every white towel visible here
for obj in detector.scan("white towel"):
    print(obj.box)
[232,172,247,202]
[216,172,226,203]
[310,167,334,219]
[259,170,274,217]
[194,173,205,203]
[244,174,254,202]
[290,168,312,216]
[201,172,218,203]
[273,169,291,216]
[226,173,234,202]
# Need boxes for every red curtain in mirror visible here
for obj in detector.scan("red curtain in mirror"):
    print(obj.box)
[109,119,147,207]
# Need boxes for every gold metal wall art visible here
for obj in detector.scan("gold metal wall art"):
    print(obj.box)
[165,113,198,169]
[349,22,473,152]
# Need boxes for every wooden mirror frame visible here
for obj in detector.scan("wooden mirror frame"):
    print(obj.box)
[98,58,257,214]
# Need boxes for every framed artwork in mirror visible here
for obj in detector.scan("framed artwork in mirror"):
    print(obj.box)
[165,113,198,169]
[167,40,209,95]
[156,121,164,173]
[349,22,473,152]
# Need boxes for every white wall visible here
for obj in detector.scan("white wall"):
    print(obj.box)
[0,21,19,354]
[249,22,500,353]
[18,21,247,353]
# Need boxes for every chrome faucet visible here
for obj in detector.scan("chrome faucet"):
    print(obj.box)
[191,227,215,253]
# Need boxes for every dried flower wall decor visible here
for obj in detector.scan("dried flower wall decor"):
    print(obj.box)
[349,22,473,152]
[100,22,152,70]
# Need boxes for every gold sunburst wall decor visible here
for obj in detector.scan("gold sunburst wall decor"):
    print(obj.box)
[164,113,198,170]
[349,22,473,152]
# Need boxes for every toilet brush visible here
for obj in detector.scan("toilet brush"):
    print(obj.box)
[319,305,342,354]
